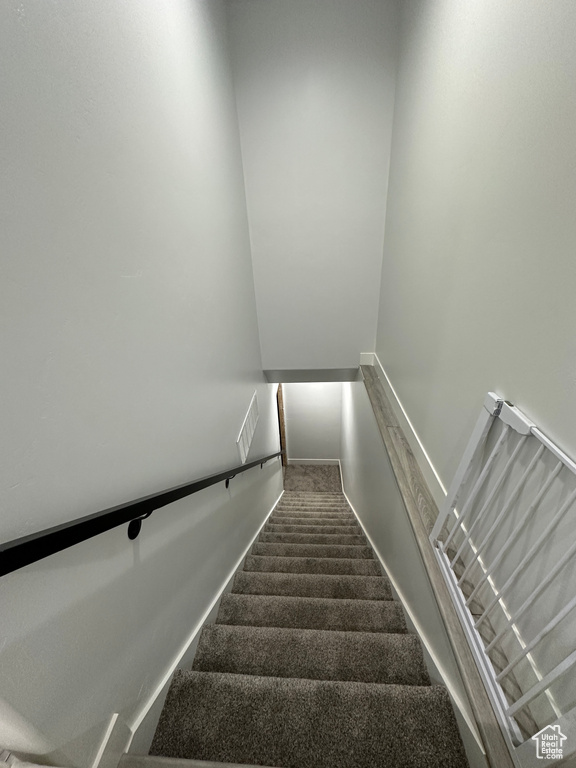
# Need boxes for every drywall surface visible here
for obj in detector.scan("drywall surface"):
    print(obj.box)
[376,0,576,492]
[0,1,282,765]
[226,0,398,371]
[340,380,488,768]
[283,383,342,461]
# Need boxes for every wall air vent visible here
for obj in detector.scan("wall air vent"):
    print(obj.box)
[236,391,259,464]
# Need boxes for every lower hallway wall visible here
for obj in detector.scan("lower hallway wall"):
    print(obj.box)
[283,383,342,462]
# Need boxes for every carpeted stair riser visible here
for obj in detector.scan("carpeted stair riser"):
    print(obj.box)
[281,500,345,506]
[280,491,347,504]
[193,625,430,686]
[270,517,356,526]
[258,532,366,546]
[150,671,468,768]
[278,497,348,503]
[268,514,359,526]
[244,554,383,575]
[270,516,356,525]
[279,493,347,500]
[283,489,344,494]
[275,498,349,505]
[252,542,373,559]
[272,510,355,519]
[273,506,354,513]
[232,570,392,600]
[276,500,351,512]
[283,491,344,496]
[276,504,353,516]
[217,593,407,633]
[277,504,353,515]
[265,523,361,534]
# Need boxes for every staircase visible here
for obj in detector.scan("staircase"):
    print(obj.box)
[143,474,469,768]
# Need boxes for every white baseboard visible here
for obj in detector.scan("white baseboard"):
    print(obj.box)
[93,488,285,768]
[92,715,131,768]
[359,352,375,366]
[371,353,447,505]
[288,458,340,465]
[339,483,484,752]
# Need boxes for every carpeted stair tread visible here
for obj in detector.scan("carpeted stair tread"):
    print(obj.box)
[150,670,468,768]
[275,497,349,505]
[268,511,358,525]
[278,493,347,499]
[278,494,348,505]
[279,500,345,508]
[232,570,392,600]
[258,532,366,546]
[282,498,344,505]
[284,489,344,494]
[265,523,361,534]
[272,506,354,514]
[276,503,350,510]
[244,555,383,575]
[268,515,359,527]
[279,493,347,500]
[252,542,374,559]
[272,510,355,520]
[216,593,407,633]
[283,491,344,496]
[193,625,429,685]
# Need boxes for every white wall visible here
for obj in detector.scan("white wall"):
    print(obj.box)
[376,0,576,497]
[283,383,341,461]
[226,0,398,372]
[0,2,282,765]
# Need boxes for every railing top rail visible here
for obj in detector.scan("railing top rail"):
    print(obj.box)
[0,450,283,578]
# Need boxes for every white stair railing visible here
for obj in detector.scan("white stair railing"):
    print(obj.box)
[431,393,576,768]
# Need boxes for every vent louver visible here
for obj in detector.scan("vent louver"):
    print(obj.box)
[237,391,259,464]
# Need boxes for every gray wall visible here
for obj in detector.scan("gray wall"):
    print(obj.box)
[226,0,398,371]
[376,0,576,497]
[0,2,282,765]
[283,383,342,461]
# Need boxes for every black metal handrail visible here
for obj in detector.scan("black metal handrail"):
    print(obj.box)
[0,450,283,577]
